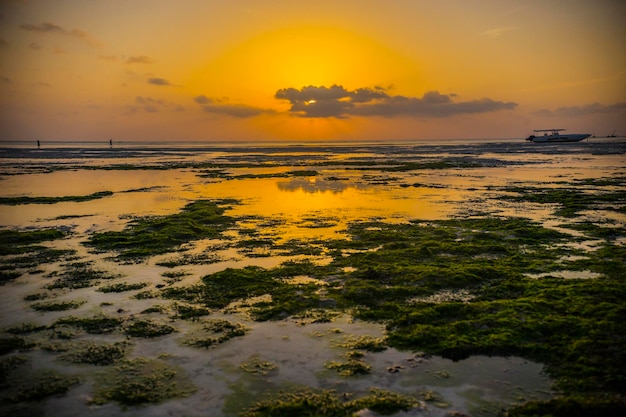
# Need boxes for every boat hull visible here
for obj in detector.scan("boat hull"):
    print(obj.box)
[527,133,591,143]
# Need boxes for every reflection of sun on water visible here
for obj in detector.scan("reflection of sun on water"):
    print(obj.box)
[192,176,457,241]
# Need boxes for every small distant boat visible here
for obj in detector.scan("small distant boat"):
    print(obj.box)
[526,129,591,143]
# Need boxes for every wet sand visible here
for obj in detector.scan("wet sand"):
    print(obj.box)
[1,139,624,416]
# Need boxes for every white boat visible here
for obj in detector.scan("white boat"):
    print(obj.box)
[526,129,591,143]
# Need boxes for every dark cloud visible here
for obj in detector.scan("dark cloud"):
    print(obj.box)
[193,95,274,118]
[134,96,184,113]
[0,39,8,48]
[28,42,42,50]
[275,85,517,118]
[534,102,626,117]
[199,103,273,118]
[148,77,171,86]
[194,95,211,104]
[20,22,65,33]
[126,55,153,64]
[19,22,100,47]
[1,76,12,84]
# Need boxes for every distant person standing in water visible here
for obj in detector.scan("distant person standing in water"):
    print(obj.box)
[37,140,40,149]
[109,139,112,148]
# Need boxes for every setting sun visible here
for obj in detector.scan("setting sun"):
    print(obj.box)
[187,25,419,106]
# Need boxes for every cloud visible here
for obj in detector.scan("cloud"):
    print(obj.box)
[99,55,118,62]
[193,95,274,118]
[1,76,12,85]
[126,55,153,64]
[200,103,274,118]
[483,27,518,39]
[147,77,172,86]
[52,46,67,54]
[275,85,517,118]
[534,102,626,117]
[19,22,100,47]
[134,95,184,113]
[28,42,42,50]
[20,22,65,33]
[194,95,211,104]
[0,39,8,48]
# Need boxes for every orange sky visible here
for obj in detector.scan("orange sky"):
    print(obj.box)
[1,0,624,141]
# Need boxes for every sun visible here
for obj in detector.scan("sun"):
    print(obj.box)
[188,25,418,108]
[182,25,421,140]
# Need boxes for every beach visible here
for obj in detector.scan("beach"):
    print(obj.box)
[1,138,625,416]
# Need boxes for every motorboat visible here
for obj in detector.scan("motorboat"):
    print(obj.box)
[526,129,591,143]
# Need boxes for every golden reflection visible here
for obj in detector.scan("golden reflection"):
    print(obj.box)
[191,177,459,241]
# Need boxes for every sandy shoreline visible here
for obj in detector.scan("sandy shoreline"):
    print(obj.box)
[1,140,624,416]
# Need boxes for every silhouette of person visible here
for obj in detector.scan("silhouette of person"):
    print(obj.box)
[37,140,40,149]
[109,139,112,148]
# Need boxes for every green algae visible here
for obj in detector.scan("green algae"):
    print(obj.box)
[498,186,626,217]
[561,221,624,241]
[287,170,318,176]
[239,356,278,375]
[87,199,236,260]
[7,370,80,402]
[240,388,419,417]
[336,335,387,352]
[140,305,166,314]
[59,341,128,365]
[30,300,86,311]
[196,214,623,408]
[157,250,224,267]
[182,318,249,348]
[0,228,74,284]
[0,229,66,251]
[91,358,196,406]
[325,359,371,376]
[23,292,49,301]
[53,315,124,334]
[124,319,176,338]
[0,355,28,386]
[161,266,323,321]
[45,261,119,289]
[171,302,211,320]
[97,282,148,293]
[133,289,159,299]
[148,213,624,407]
[0,270,22,284]
[161,269,191,281]
[0,191,113,205]
[0,336,36,355]
[3,323,47,335]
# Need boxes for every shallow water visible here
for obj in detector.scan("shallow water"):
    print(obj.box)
[1,139,625,416]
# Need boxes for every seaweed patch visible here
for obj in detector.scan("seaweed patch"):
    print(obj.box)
[240,387,420,417]
[91,358,196,406]
[86,200,236,260]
